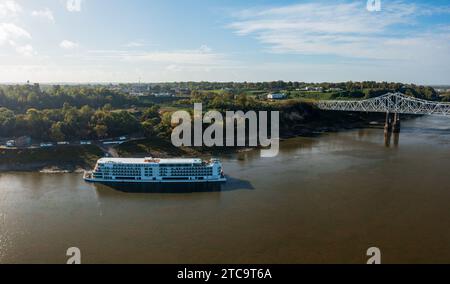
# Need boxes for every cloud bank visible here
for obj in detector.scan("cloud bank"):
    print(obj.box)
[229,1,450,62]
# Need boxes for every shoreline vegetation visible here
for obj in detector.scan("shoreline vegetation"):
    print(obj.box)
[0,81,434,173]
[0,110,391,173]
[0,145,103,173]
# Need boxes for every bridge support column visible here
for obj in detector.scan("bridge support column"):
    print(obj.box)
[384,112,392,133]
[384,130,392,147]
[393,113,401,133]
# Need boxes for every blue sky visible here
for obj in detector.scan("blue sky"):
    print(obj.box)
[0,0,449,84]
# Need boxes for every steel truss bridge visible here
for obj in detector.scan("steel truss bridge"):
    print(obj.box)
[316,92,450,116]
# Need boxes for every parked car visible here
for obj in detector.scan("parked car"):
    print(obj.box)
[80,141,92,145]
[6,140,15,147]
[57,141,70,145]
[119,136,127,141]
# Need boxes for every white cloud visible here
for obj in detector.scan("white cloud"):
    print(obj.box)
[0,2,27,45]
[66,0,82,12]
[31,8,55,22]
[0,62,243,84]
[60,40,79,49]
[127,50,223,65]
[125,41,144,48]
[15,44,34,56]
[229,1,450,62]
[0,28,35,56]
[0,1,34,57]
[0,23,33,57]
[89,46,227,66]
[199,44,212,53]
[125,41,160,48]
[0,23,31,44]
[165,64,183,72]
[0,0,22,19]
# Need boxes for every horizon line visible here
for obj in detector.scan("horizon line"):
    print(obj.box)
[0,81,449,86]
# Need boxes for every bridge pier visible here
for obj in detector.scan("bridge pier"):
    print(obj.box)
[384,130,392,147]
[393,132,400,147]
[384,112,393,133]
[393,113,401,133]
[384,112,401,147]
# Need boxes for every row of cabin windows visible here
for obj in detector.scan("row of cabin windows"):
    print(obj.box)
[172,173,213,177]
[171,170,213,174]
[98,168,216,176]
[100,166,211,172]
[99,167,141,171]
[109,172,195,177]
[171,169,213,172]
[160,164,202,167]
[170,166,209,170]
[101,170,141,176]
[99,165,156,171]
[171,169,213,176]
[100,165,142,169]
[108,170,141,173]
[103,164,210,169]
[100,164,210,167]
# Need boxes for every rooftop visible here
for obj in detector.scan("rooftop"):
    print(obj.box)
[98,158,203,164]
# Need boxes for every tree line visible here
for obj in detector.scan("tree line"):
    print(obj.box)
[0,104,174,142]
[124,81,440,101]
[0,82,444,143]
[0,93,314,142]
[0,84,137,112]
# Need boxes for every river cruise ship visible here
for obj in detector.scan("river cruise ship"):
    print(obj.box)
[83,157,226,184]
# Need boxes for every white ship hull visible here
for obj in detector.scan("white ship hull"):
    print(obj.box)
[83,174,227,184]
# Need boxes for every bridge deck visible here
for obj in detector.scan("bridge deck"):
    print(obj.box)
[316,93,450,116]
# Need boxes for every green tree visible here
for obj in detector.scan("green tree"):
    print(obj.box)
[0,107,16,137]
[94,124,108,138]
[141,105,161,123]
[50,122,66,141]
[154,112,173,139]
[142,120,157,137]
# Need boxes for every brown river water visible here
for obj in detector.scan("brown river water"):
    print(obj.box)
[1,115,449,264]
